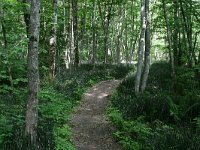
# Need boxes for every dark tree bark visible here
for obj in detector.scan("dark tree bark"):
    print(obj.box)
[173,0,179,66]
[72,0,79,68]
[22,0,31,36]
[25,0,40,147]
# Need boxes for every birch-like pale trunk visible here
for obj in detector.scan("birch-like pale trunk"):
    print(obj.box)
[69,0,74,70]
[25,0,40,146]
[63,0,70,69]
[135,0,146,93]
[140,0,151,93]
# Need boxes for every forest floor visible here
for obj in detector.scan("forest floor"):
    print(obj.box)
[70,80,122,150]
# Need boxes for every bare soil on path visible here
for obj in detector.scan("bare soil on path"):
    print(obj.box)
[70,80,122,150]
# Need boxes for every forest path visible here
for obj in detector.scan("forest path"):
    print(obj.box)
[70,80,122,150]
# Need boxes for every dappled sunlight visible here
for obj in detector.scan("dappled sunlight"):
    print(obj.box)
[70,80,121,150]
[93,88,98,91]
[85,93,93,97]
[97,93,108,99]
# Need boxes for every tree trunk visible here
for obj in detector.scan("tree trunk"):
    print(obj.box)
[79,2,86,63]
[124,10,129,64]
[163,0,175,76]
[140,0,151,93]
[25,0,40,147]
[92,0,97,66]
[49,0,58,80]
[69,0,74,70]
[173,0,178,66]
[193,31,200,64]
[22,0,31,36]
[64,0,70,69]
[115,5,123,64]
[97,0,113,63]
[72,0,79,68]
[135,0,146,93]
[179,0,193,67]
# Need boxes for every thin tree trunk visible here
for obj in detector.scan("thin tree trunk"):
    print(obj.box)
[179,0,193,67]
[92,0,97,66]
[173,0,178,66]
[79,2,86,63]
[135,0,146,93]
[198,47,200,64]
[25,0,40,147]
[72,0,79,68]
[193,31,200,64]
[22,0,31,37]
[68,0,74,71]
[49,0,58,80]
[115,5,123,64]
[97,0,113,63]
[124,8,129,64]
[130,0,140,62]
[163,0,175,76]
[64,0,70,69]
[140,0,151,93]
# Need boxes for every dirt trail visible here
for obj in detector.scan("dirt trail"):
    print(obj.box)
[70,80,122,150]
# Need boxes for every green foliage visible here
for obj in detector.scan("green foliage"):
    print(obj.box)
[0,88,26,149]
[54,125,75,150]
[0,64,131,149]
[148,121,200,150]
[109,62,200,150]
[194,117,200,131]
[108,108,151,150]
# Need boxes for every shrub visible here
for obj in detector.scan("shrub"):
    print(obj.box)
[109,62,200,150]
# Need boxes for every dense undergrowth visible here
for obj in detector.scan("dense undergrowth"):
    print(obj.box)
[108,62,200,150]
[0,64,133,150]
